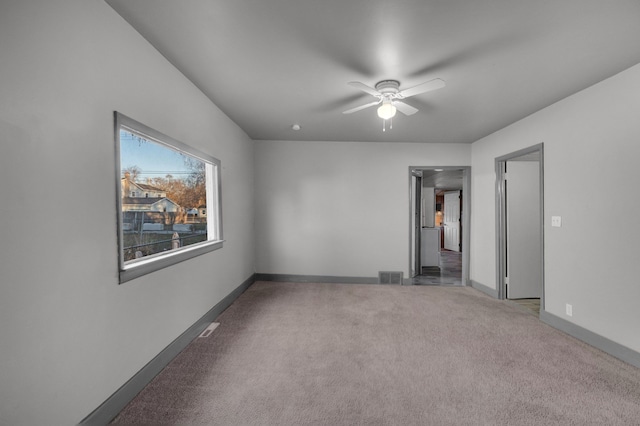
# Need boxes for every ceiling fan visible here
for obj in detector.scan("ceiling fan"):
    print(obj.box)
[342,78,445,130]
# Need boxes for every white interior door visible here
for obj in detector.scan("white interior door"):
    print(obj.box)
[443,191,460,252]
[506,161,542,299]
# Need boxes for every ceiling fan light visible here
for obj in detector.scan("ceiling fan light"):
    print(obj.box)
[377,101,396,120]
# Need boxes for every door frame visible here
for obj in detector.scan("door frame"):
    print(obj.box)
[410,170,423,277]
[408,166,471,285]
[495,144,545,307]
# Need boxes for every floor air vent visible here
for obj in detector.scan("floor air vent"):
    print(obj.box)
[198,322,220,338]
[378,271,403,285]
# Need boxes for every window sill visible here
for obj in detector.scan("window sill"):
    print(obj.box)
[119,240,224,283]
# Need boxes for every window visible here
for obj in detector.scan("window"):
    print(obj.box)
[115,112,223,283]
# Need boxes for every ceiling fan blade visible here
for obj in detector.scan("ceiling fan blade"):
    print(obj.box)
[394,101,419,116]
[398,78,446,98]
[342,100,381,114]
[347,81,381,97]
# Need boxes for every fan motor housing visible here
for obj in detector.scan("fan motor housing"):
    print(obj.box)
[375,80,400,95]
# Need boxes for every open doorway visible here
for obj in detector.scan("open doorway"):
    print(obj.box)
[408,167,470,286]
[495,144,544,315]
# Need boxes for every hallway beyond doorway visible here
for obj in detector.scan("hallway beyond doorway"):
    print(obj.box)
[409,166,470,287]
[412,249,462,285]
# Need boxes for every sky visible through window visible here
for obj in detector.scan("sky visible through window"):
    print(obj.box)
[120,130,193,179]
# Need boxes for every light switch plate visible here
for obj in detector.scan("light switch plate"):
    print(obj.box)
[551,216,562,227]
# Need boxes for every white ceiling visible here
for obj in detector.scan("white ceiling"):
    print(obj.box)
[106,0,640,144]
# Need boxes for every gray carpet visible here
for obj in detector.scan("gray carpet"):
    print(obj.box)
[112,282,640,425]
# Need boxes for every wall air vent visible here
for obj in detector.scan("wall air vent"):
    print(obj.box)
[378,271,403,285]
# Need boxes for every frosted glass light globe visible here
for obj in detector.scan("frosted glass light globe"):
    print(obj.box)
[377,101,396,119]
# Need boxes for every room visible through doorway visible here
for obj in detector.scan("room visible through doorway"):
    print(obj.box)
[408,167,470,286]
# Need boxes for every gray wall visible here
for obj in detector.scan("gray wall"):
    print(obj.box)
[0,1,255,424]
[470,63,640,353]
[254,140,470,278]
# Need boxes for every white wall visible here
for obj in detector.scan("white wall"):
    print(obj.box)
[254,141,470,278]
[0,1,254,424]
[470,63,640,352]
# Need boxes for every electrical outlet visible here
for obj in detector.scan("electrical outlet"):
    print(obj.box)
[552,216,562,227]
[566,303,573,317]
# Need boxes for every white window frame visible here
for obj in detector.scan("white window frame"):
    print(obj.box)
[114,112,224,283]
